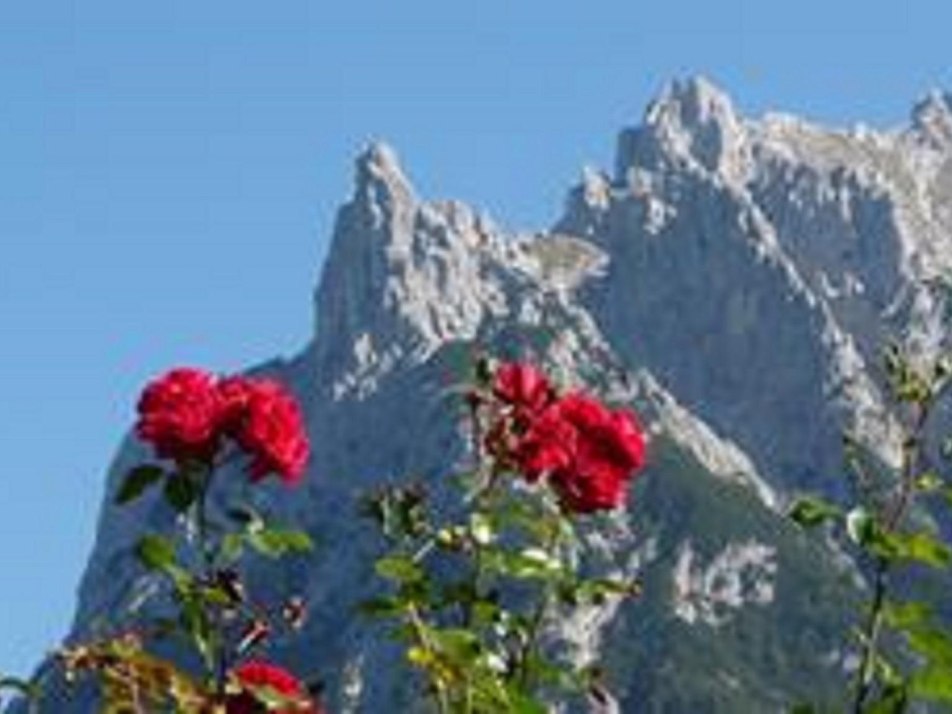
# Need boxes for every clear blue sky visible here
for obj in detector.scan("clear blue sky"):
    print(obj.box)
[2,0,950,679]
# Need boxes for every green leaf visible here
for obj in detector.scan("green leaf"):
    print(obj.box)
[862,529,952,567]
[163,472,199,513]
[115,465,165,505]
[470,600,500,627]
[907,625,952,668]
[429,627,481,664]
[911,666,952,701]
[915,471,944,493]
[246,528,313,558]
[866,682,908,714]
[358,596,406,617]
[198,582,237,608]
[485,548,563,581]
[135,534,176,571]
[787,496,841,528]
[505,690,547,714]
[891,530,952,568]
[374,555,424,583]
[883,600,932,631]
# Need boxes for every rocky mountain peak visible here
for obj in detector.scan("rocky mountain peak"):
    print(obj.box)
[313,144,513,397]
[910,89,952,149]
[649,76,740,134]
[615,75,749,182]
[353,141,416,214]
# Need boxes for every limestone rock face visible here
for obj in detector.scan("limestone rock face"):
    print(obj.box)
[23,78,952,712]
[561,76,952,497]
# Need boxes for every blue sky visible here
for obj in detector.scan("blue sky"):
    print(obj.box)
[2,0,951,679]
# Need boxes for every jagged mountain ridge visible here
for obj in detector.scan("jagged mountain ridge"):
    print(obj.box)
[23,77,952,712]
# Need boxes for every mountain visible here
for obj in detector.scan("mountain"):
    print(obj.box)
[17,77,952,712]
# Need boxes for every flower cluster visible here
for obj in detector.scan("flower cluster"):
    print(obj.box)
[488,362,646,513]
[136,367,309,484]
[226,661,321,714]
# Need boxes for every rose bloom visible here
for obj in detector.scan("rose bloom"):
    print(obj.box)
[492,362,555,420]
[511,404,577,481]
[217,375,258,432]
[136,369,309,486]
[515,392,646,514]
[226,661,320,714]
[219,377,310,485]
[136,368,222,462]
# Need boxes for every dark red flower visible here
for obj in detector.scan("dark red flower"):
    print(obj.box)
[557,395,645,477]
[226,661,320,714]
[492,362,555,419]
[548,394,645,513]
[512,405,577,481]
[136,368,222,462]
[512,391,646,513]
[135,369,309,486]
[217,375,257,431]
[222,377,310,484]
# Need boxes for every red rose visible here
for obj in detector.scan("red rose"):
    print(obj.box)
[221,377,310,485]
[549,394,645,513]
[135,369,309,486]
[226,661,320,714]
[492,362,555,420]
[217,375,257,430]
[136,368,222,462]
[557,395,645,478]
[512,392,646,514]
[512,405,577,481]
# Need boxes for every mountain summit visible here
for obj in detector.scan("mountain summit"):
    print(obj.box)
[25,77,952,711]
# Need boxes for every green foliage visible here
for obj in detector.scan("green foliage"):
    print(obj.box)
[363,434,642,711]
[790,341,952,712]
[245,526,313,559]
[163,469,201,513]
[135,534,176,571]
[375,554,425,584]
[114,464,165,505]
[788,495,841,528]
[70,455,316,710]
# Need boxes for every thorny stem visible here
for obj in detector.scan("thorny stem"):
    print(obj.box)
[852,400,931,713]
[515,523,562,690]
[462,392,502,630]
[193,464,228,698]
